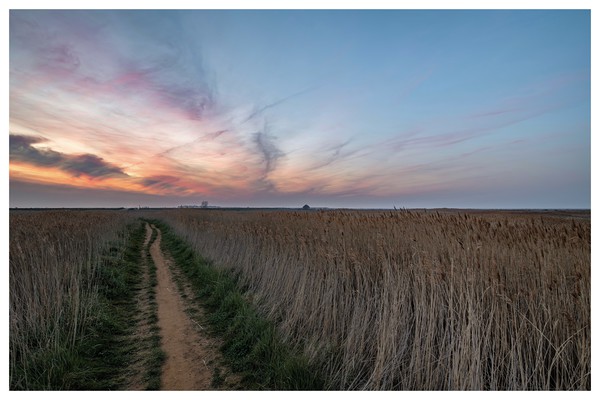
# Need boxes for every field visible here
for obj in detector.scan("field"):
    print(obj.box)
[9,208,591,390]
[9,210,137,389]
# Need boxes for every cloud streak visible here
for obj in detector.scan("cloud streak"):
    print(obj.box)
[241,85,317,124]
[254,130,284,175]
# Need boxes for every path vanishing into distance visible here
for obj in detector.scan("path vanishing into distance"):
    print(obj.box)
[126,223,238,390]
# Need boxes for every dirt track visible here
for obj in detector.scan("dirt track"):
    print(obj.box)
[124,223,238,390]
[150,226,218,390]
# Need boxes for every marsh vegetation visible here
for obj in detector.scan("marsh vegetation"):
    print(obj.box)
[10,208,590,390]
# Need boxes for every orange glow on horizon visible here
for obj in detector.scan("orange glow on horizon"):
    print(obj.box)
[9,160,240,198]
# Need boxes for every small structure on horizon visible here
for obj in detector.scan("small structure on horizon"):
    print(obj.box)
[302,204,310,210]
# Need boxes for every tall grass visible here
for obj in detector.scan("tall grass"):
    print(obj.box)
[155,219,324,389]
[157,209,590,390]
[9,210,134,389]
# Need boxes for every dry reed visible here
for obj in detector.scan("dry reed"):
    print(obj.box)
[9,210,133,389]
[157,209,590,390]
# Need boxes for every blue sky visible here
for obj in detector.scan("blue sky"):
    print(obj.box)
[8,8,591,208]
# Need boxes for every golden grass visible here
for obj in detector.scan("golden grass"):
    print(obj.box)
[9,210,133,389]
[157,209,590,390]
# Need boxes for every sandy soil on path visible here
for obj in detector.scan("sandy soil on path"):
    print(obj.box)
[150,226,219,390]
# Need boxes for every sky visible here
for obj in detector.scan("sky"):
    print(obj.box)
[8,8,591,209]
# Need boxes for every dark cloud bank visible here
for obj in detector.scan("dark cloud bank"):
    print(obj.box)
[10,134,127,178]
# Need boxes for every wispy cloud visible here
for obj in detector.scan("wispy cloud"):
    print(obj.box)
[241,85,317,124]
[254,129,284,175]
[139,175,191,194]
[10,10,218,123]
[303,138,360,171]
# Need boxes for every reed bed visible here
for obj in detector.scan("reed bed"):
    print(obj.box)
[158,209,590,390]
[9,210,133,389]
